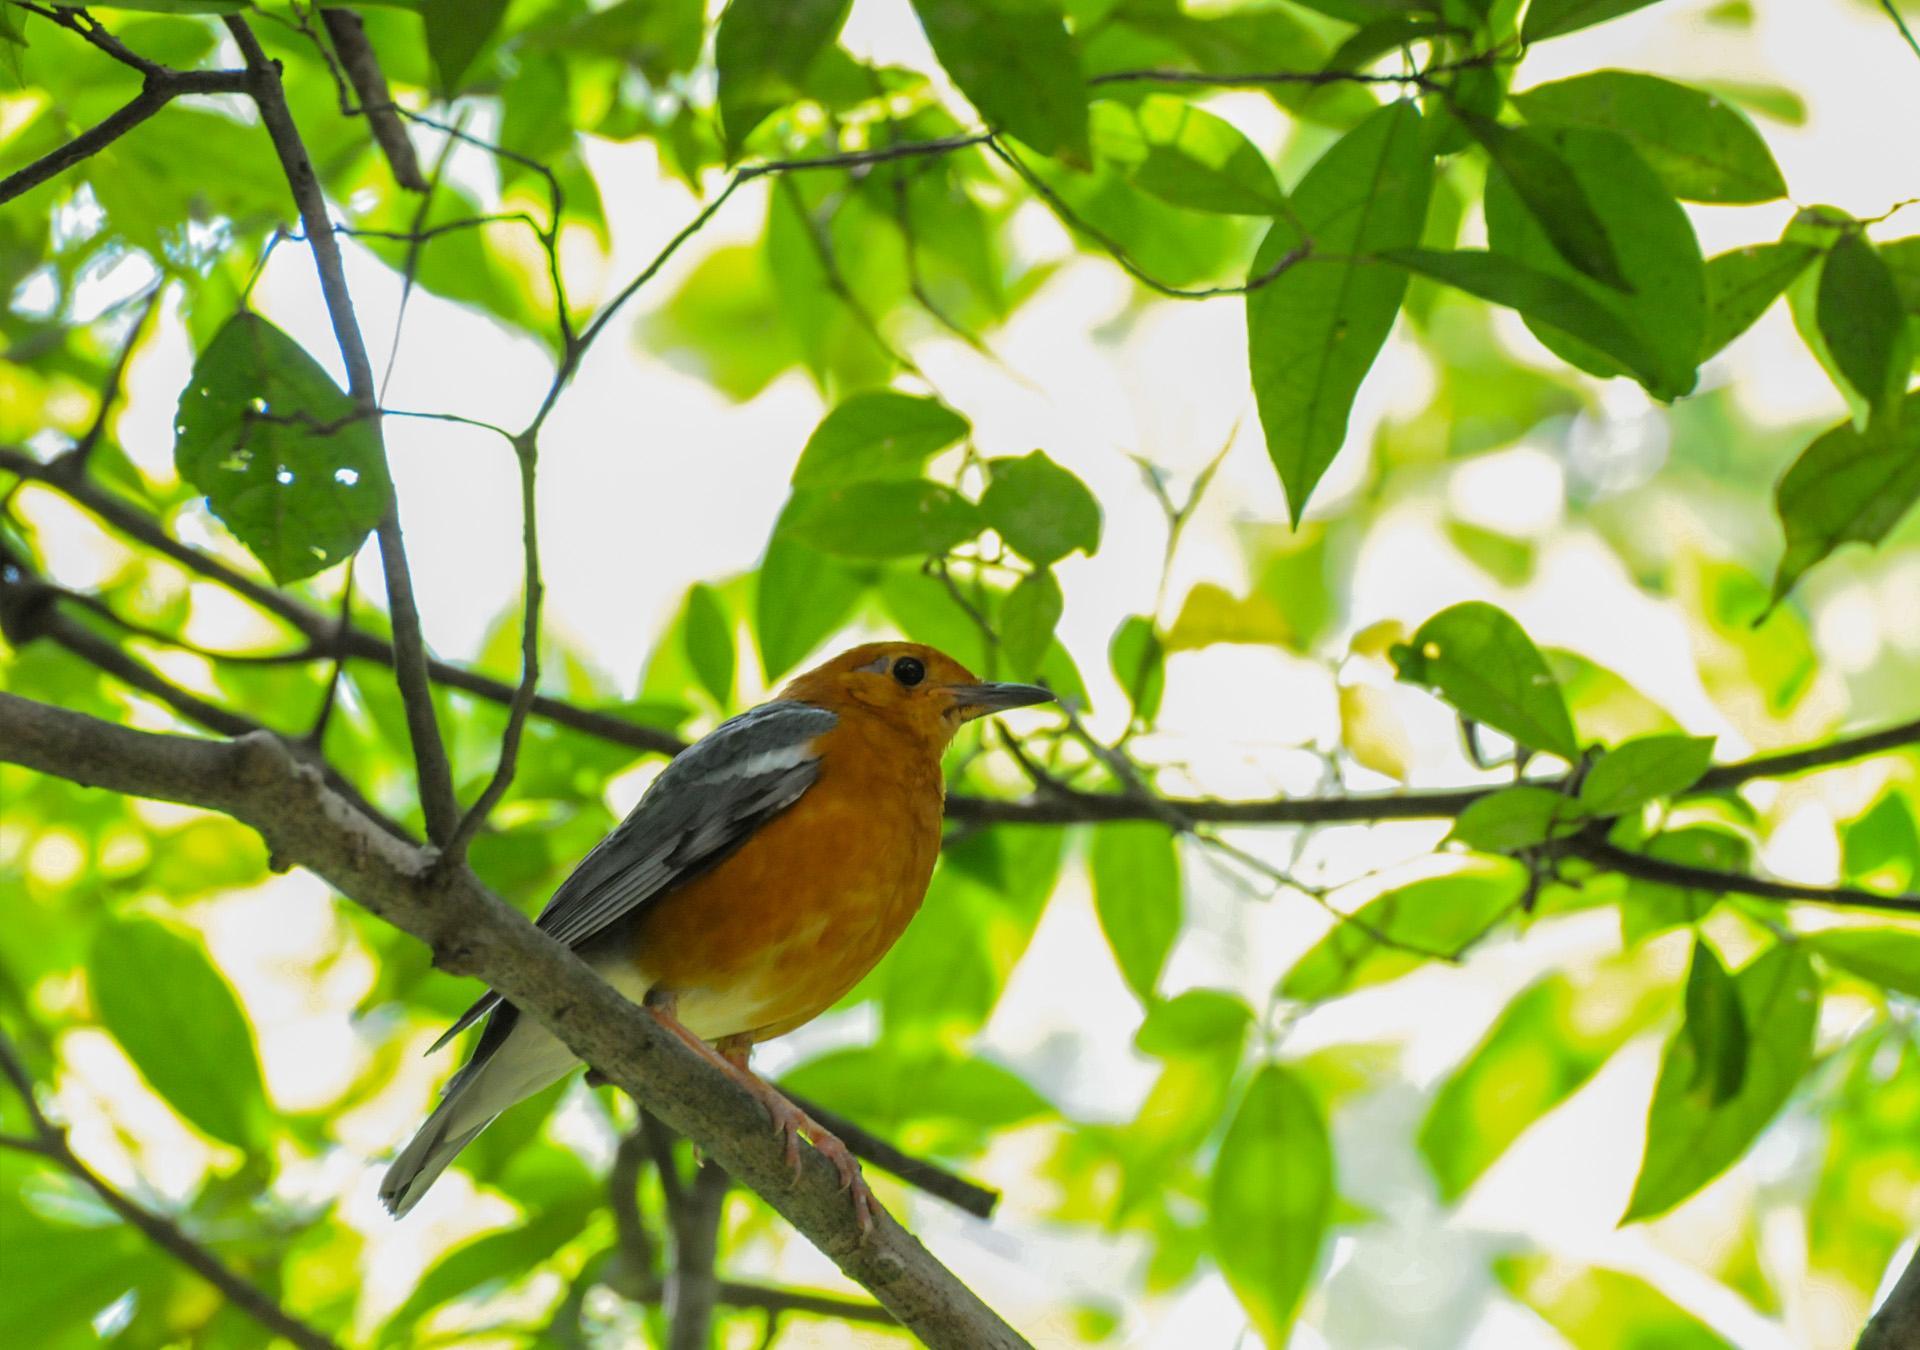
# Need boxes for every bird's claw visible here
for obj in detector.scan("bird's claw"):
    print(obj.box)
[762,1094,878,1237]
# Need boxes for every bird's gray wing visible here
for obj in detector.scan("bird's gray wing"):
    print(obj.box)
[427,700,836,1053]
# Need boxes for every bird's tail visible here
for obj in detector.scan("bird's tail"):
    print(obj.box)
[379,1016,575,1217]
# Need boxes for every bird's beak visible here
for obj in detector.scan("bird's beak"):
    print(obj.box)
[946,681,1056,721]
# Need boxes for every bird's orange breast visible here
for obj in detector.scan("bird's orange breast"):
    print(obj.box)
[623,711,945,1043]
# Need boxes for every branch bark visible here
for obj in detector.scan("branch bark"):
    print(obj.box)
[0,692,1032,1349]
[316,8,427,191]
[1858,1243,1920,1350]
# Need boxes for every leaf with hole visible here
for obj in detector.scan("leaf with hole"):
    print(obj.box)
[173,312,389,585]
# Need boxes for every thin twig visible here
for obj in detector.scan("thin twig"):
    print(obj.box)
[0,1027,341,1350]
[664,1159,729,1350]
[0,69,251,204]
[1881,0,1920,67]
[225,15,461,845]
[68,286,163,471]
[1562,829,1920,917]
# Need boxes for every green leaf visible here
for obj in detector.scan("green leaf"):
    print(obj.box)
[1484,126,1705,401]
[1882,236,1920,313]
[1699,241,1819,362]
[755,511,870,682]
[1281,860,1528,1001]
[1248,101,1434,523]
[1806,929,1920,999]
[1001,568,1063,674]
[980,450,1102,565]
[1522,0,1668,43]
[1391,601,1579,760]
[1135,989,1254,1058]
[1513,71,1787,204]
[1624,943,1818,1222]
[1420,968,1657,1200]
[420,0,510,92]
[1771,390,1920,599]
[1619,826,1749,945]
[90,914,269,1149]
[790,391,970,489]
[911,0,1090,162]
[172,312,390,584]
[715,0,852,157]
[1816,232,1912,422]
[1386,248,1672,391]
[1109,614,1164,723]
[683,583,734,705]
[1089,822,1182,1002]
[1841,791,1918,892]
[783,1047,1054,1132]
[1496,1255,1733,1350]
[1090,96,1285,216]
[1578,734,1716,815]
[1208,1064,1333,1345]
[1683,938,1749,1106]
[0,1184,165,1350]
[1464,115,1628,290]
[379,1197,596,1342]
[1448,785,1584,853]
[782,480,982,559]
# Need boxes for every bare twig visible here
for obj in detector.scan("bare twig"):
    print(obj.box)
[225,15,460,845]
[68,286,163,471]
[317,8,427,190]
[0,1026,341,1350]
[1880,0,1920,67]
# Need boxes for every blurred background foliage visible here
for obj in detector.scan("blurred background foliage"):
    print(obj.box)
[2,0,1919,1346]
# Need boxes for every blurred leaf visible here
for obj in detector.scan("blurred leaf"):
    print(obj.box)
[791,391,970,489]
[378,1195,597,1342]
[1523,0,1669,43]
[783,480,982,559]
[1135,988,1253,1058]
[1624,942,1818,1221]
[1090,822,1182,1002]
[683,582,734,705]
[1249,101,1433,523]
[1340,682,1414,781]
[646,245,804,399]
[1392,601,1579,759]
[1281,860,1528,1001]
[1420,964,1663,1199]
[0,1179,166,1350]
[1699,241,1819,362]
[1002,568,1063,674]
[1578,734,1715,815]
[1815,233,1911,422]
[1110,615,1165,723]
[1387,248,1673,391]
[715,0,852,156]
[1771,390,1920,599]
[1619,826,1749,944]
[1683,938,1749,1106]
[1698,79,1805,125]
[1484,126,1704,400]
[1806,929,1920,999]
[421,0,510,92]
[783,1046,1054,1133]
[757,508,872,681]
[911,0,1089,162]
[1513,71,1787,203]
[1882,236,1920,312]
[1464,115,1628,289]
[172,312,390,584]
[1842,791,1918,892]
[1164,582,1290,652]
[1449,785,1583,852]
[90,914,269,1149]
[1208,1064,1332,1345]
[1090,96,1285,216]
[980,451,1102,565]
[1496,1254,1732,1349]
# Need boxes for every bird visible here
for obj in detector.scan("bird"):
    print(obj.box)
[379,640,1054,1226]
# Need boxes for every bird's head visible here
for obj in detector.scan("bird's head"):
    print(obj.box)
[781,641,1055,750]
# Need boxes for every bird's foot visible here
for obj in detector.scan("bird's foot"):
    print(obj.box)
[759,1091,877,1236]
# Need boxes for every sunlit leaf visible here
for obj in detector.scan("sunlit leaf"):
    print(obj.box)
[790,391,970,489]
[683,582,735,705]
[1496,1254,1732,1349]
[1002,568,1063,674]
[1090,822,1182,1002]
[1806,929,1920,999]
[1448,785,1584,852]
[1841,791,1918,892]
[1164,582,1291,652]
[1578,733,1715,815]
[1523,0,1670,43]
[1771,390,1920,599]
[172,312,390,584]
[1815,232,1911,423]
[1624,942,1818,1222]
[1090,96,1285,216]
[1464,115,1628,289]
[1208,1064,1333,1345]
[1699,241,1819,362]
[911,0,1089,162]
[90,914,270,1149]
[1392,601,1579,760]
[1110,615,1165,723]
[1135,988,1253,1058]
[1339,683,1415,781]
[715,0,852,156]
[1248,100,1433,523]
[1683,938,1748,1106]
[783,479,982,559]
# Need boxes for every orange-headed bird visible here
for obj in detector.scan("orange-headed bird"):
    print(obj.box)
[381,642,1053,1224]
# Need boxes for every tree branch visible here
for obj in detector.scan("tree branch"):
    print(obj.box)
[1859,1243,1920,1350]
[1561,830,1920,917]
[784,1091,999,1220]
[0,1027,340,1350]
[0,692,1031,1348]
[316,8,427,191]
[663,1153,729,1350]
[224,15,460,845]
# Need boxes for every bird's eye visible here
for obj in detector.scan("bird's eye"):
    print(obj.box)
[892,656,926,688]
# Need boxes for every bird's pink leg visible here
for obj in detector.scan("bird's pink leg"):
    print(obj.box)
[644,995,877,1235]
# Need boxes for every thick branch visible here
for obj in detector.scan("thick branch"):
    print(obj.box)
[0,1031,339,1350]
[1562,832,1920,916]
[225,16,460,844]
[1859,1243,1920,1350]
[664,1157,729,1350]
[0,69,251,205]
[317,8,427,191]
[0,693,1030,1348]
